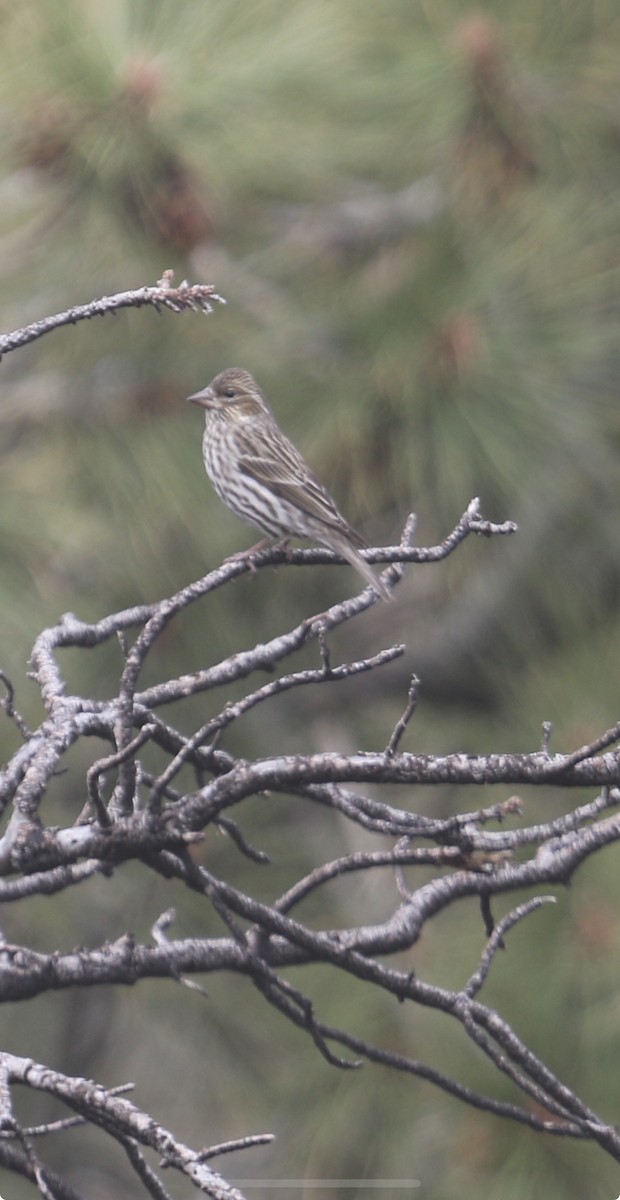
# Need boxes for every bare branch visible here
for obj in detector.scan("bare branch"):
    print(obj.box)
[3,488,619,1191]
[464,896,557,997]
[0,671,32,740]
[0,271,225,360]
[0,1052,249,1200]
[385,673,420,756]
[197,1134,275,1163]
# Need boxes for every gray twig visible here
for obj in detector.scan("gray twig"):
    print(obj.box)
[0,272,225,360]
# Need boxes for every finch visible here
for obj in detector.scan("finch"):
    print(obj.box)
[188,367,390,600]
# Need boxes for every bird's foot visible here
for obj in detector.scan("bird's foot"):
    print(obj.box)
[273,537,292,561]
[224,537,291,574]
[224,538,269,573]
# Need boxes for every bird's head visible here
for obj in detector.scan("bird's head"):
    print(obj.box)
[187,368,269,420]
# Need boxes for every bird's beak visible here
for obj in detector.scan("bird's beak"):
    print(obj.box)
[187,386,215,409]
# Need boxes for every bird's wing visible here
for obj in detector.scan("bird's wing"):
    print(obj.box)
[236,425,365,546]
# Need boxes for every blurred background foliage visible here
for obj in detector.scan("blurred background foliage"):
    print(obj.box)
[1,0,620,1197]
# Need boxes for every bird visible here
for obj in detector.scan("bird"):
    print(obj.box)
[187,367,391,600]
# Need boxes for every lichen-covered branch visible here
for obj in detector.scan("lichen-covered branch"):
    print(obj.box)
[1,497,619,1196]
[0,270,225,359]
[0,1053,250,1200]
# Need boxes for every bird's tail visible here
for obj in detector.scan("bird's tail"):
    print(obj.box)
[326,532,392,602]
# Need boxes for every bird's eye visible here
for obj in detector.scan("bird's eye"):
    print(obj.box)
[225,387,236,398]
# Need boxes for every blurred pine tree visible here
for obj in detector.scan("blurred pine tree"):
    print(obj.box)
[1,3,620,1197]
